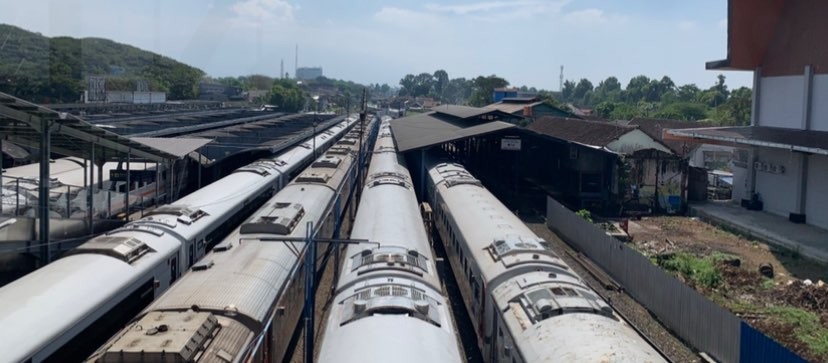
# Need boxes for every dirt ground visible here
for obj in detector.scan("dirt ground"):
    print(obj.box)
[628,216,828,362]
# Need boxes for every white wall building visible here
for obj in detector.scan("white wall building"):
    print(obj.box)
[296,67,323,80]
[666,1,828,230]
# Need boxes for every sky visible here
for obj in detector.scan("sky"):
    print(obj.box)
[0,0,754,90]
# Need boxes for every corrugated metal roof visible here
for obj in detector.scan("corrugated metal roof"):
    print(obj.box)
[390,113,515,152]
[484,101,544,115]
[431,105,514,120]
[665,126,828,155]
[0,92,180,162]
[130,137,212,158]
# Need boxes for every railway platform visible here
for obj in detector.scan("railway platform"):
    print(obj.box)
[690,201,828,264]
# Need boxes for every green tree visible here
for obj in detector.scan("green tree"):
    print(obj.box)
[676,84,701,102]
[433,69,449,100]
[625,75,651,103]
[561,80,576,102]
[413,72,435,97]
[715,86,752,125]
[469,75,509,106]
[269,79,306,112]
[656,102,709,121]
[399,74,416,96]
[573,78,594,105]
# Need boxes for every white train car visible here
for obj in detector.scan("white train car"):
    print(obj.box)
[426,161,667,363]
[318,117,464,363]
[0,116,358,363]
[86,115,376,363]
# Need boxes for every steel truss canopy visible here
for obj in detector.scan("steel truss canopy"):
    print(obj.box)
[0,92,182,162]
[664,126,828,155]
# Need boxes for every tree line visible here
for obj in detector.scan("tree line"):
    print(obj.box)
[0,24,204,103]
[561,74,751,125]
[395,69,752,125]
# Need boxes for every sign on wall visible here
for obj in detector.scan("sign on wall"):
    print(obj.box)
[501,137,521,151]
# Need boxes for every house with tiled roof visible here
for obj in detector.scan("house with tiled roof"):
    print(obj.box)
[527,117,686,213]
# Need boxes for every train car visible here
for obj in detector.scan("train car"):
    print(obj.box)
[86,115,377,363]
[0,116,358,363]
[317,117,464,363]
[425,161,667,362]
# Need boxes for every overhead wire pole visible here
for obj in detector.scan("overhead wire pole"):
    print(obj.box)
[38,120,51,265]
[303,221,316,363]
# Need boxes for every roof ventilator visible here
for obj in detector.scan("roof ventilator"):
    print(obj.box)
[235,160,281,176]
[312,155,342,168]
[72,236,154,264]
[295,171,332,183]
[340,284,441,327]
[240,202,305,235]
[367,172,410,189]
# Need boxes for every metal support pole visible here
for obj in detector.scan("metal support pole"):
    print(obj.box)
[88,145,95,234]
[66,185,70,218]
[38,122,51,265]
[154,161,159,207]
[420,148,426,199]
[332,197,342,291]
[303,221,316,363]
[125,151,131,222]
[15,179,19,215]
[197,148,202,189]
[168,160,174,203]
[0,138,3,203]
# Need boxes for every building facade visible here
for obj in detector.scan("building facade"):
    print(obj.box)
[667,1,828,230]
[296,67,323,80]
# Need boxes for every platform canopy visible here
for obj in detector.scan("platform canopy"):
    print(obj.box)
[0,92,181,162]
[389,106,516,152]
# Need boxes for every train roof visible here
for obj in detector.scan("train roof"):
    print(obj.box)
[428,162,574,286]
[0,236,180,362]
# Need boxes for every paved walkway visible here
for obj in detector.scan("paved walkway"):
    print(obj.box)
[689,201,828,265]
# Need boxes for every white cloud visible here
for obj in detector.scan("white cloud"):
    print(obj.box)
[563,8,626,26]
[230,0,294,27]
[678,20,697,31]
[374,6,439,28]
[423,0,568,21]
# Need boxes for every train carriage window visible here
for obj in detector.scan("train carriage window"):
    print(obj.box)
[170,257,178,283]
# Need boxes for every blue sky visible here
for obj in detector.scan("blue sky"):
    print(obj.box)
[0,0,753,90]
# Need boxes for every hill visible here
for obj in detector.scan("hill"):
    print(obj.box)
[0,23,204,102]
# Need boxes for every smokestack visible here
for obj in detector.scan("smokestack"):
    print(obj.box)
[295,44,298,80]
[280,59,284,79]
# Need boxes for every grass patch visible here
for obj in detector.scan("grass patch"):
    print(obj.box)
[760,278,776,290]
[767,306,828,356]
[655,252,736,289]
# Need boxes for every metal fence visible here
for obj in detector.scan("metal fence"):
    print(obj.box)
[545,196,806,363]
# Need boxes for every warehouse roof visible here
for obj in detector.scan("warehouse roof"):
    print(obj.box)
[389,109,515,152]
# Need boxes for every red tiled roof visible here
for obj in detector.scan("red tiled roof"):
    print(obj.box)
[527,117,635,147]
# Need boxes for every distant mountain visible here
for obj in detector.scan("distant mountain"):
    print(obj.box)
[0,23,204,103]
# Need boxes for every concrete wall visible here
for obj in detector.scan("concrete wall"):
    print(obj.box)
[754,148,801,218]
[805,154,828,229]
[758,76,804,128]
[811,75,828,131]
